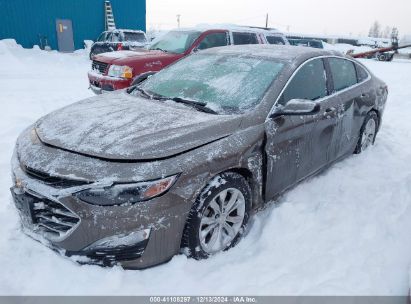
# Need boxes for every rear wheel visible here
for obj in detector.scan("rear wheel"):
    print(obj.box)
[355,111,379,154]
[182,172,251,259]
[377,53,387,61]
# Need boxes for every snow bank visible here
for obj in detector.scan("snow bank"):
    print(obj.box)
[1,40,411,295]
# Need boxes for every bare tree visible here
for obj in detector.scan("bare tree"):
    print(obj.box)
[369,21,381,38]
[382,26,392,38]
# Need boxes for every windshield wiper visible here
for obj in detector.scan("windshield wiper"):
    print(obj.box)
[150,47,168,53]
[132,86,152,99]
[169,97,217,114]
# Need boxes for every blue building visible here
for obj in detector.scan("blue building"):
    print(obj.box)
[0,0,146,51]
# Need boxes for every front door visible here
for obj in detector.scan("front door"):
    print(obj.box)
[265,58,333,200]
[56,19,74,52]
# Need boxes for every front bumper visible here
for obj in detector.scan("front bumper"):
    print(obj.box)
[10,151,191,269]
[88,71,131,95]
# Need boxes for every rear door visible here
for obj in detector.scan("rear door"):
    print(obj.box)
[325,57,363,158]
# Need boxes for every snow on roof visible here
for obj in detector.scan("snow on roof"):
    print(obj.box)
[169,23,284,35]
[110,29,146,34]
[201,44,343,61]
[286,32,391,43]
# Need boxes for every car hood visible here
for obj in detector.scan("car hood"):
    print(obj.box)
[94,49,179,65]
[35,91,242,161]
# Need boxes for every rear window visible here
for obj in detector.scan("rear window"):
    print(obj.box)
[124,32,147,43]
[356,64,369,83]
[232,32,259,45]
[266,36,285,45]
[328,58,357,91]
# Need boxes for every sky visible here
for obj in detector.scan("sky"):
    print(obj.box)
[147,0,411,37]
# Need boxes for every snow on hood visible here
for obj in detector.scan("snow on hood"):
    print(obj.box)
[35,91,241,161]
[97,50,147,59]
[94,49,175,65]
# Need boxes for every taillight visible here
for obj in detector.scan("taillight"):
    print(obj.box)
[117,43,123,51]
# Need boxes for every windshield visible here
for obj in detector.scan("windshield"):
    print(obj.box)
[124,32,147,43]
[139,54,285,114]
[149,30,201,54]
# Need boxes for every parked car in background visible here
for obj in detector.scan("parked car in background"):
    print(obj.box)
[288,38,324,49]
[12,45,387,269]
[255,27,289,45]
[88,26,287,94]
[89,29,148,59]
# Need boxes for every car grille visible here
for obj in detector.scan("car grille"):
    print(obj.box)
[13,191,80,238]
[23,165,89,188]
[67,240,149,267]
[92,60,108,74]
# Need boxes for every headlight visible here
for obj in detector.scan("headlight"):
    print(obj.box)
[74,175,178,206]
[107,65,133,79]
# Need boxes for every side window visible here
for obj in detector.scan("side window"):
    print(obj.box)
[105,33,112,42]
[266,36,285,45]
[111,32,120,42]
[232,32,258,45]
[97,32,107,42]
[280,59,327,105]
[355,64,369,83]
[328,58,357,91]
[198,32,228,50]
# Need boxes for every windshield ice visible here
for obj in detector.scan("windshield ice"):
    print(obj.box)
[140,53,285,114]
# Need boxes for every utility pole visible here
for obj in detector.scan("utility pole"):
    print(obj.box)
[265,13,268,28]
[176,14,181,28]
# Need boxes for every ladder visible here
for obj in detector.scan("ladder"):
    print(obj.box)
[105,1,116,31]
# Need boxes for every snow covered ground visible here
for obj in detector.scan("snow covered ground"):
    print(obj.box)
[1,40,411,295]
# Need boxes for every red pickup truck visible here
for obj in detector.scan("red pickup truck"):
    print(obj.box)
[88,26,288,94]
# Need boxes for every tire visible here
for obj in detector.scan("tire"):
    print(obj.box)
[182,172,251,260]
[355,111,379,154]
[377,54,387,61]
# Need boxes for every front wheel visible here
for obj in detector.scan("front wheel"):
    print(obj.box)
[355,111,379,154]
[182,172,251,260]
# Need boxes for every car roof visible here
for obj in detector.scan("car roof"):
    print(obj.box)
[109,29,146,34]
[170,24,284,35]
[199,44,344,62]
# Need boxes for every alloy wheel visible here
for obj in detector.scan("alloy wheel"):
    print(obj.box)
[199,188,245,254]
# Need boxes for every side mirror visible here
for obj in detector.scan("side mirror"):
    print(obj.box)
[270,99,320,119]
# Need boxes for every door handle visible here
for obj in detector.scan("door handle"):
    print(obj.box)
[323,107,336,116]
